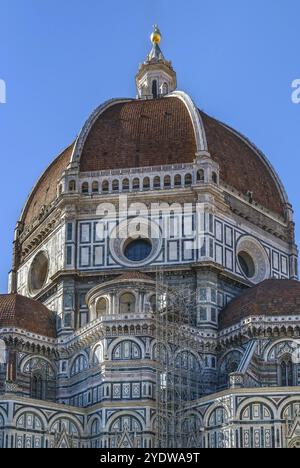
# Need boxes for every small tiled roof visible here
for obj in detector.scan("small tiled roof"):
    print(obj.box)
[117,271,154,282]
[0,294,56,338]
[219,280,300,330]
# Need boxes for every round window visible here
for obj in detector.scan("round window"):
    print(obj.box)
[28,251,49,294]
[236,236,270,284]
[238,251,255,279]
[124,239,152,262]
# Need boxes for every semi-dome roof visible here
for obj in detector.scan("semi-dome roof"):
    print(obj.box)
[21,94,287,228]
[0,294,56,338]
[219,280,300,330]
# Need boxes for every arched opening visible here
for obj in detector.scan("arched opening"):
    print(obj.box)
[152,80,158,98]
[31,373,46,400]
[96,297,108,318]
[174,174,182,187]
[92,181,99,193]
[102,180,109,193]
[132,178,140,191]
[197,170,205,182]
[68,180,76,192]
[112,179,119,192]
[119,293,136,314]
[212,172,218,184]
[185,174,192,187]
[162,82,168,95]
[279,356,294,386]
[81,182,89,194]
[122,179,130,191]
[143,177,150,190]
[164,175,171,189]
[153,176,161,189]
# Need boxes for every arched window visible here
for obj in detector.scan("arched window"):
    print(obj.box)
[119,293,136,314]
[112,341,142,360]
[162,82,168,95]
[92,181,99,193]
[174,174,182,187]
[212,172,218,184]
[96,298,108,318]
[164,175,171,188]
[132,178,140,191]
[122,179,130,191]
[82,182,89,194]
[112,179,119,192]
[70,354,88,376]
[143,177,150,190]
[153,176,161,189]
[91,418,101,435]
[280,357,294,386]
[69,180,76,192]
[93,345,104,365]
[152,80,158,98]
[197,170,205,182]
[185,174,192,187]
[102,180,109,193]
[31,373,46,400]
[108,415,143,448]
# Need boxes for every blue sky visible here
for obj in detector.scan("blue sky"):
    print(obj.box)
[0,0,299,292]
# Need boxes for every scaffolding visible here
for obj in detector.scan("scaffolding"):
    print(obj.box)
[155,270,203,448]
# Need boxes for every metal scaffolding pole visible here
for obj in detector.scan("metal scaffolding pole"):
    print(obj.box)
[155,270,203,448]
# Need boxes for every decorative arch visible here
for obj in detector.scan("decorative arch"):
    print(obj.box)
[13,407,47,430]
[279,398,300,420]
[20,355,56,375]
[105,410,145,432]
[88,415,102,435]
[204,403,231,427]
[69,352,89,377]
[92,343,104,366]
[111,340,142,361]
[48,414,83,437]
[265,339,298,362]
[236,397,276,420]
[118,291,136,314]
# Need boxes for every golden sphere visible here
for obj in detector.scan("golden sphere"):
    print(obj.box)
[151,26,161,44]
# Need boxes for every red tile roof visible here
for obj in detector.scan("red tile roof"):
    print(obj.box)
[21,96,286,228]
[219,280,300,330]
[0,294,56,338]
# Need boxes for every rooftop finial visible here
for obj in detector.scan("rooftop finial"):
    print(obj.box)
[150,25,162,45]
[135,26,177,99]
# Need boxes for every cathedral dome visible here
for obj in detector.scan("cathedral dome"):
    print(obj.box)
[0,294,56,338]
[219,280,300,330]
[20,95,288,229]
